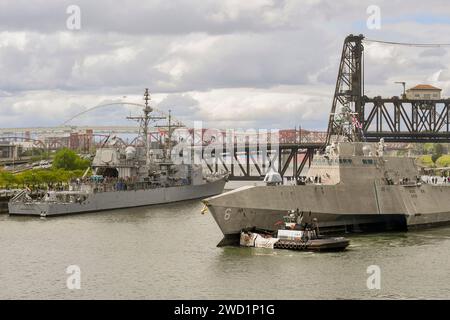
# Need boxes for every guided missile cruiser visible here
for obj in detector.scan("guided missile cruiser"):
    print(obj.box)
[9,89,228,216]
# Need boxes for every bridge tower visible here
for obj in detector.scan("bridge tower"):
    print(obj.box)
[326,34,364,143]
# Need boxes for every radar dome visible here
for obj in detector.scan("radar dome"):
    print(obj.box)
[125,146,136,160]
[263,169,282,183]
[362,145,371,156]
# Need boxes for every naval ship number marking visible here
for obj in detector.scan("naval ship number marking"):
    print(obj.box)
[224,208,231,221]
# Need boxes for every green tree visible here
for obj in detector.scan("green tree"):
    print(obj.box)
[53,148,78,170]
[0,170,16,187]
[418,155,434,167]
[431,144,444,163]
[53,148,90,170]
[436,155,450,168]
[75,158,91,170]
[423,143,435,154]
[12,168,87,188]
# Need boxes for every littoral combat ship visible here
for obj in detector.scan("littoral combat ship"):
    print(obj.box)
[9,89,228,216]
[204,114,450,246]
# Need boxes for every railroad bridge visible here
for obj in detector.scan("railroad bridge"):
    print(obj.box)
[201,140,325,181]
[212,34,450,180]
[327,34,450,144]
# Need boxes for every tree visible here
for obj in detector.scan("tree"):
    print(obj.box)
[431,144,444,163]
[0,170,16,187]
[418,155,433,167]
[75,157,91,170]
[52,148,90,170]
[436,155,450,168]
[423,143,435,154]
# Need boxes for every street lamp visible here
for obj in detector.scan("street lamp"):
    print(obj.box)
[395,81,406,99]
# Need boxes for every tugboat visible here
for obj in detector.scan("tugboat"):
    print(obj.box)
[9,89,229,216]
[239,210,350,252]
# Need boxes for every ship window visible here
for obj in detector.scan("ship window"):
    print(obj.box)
[96,167,119,178]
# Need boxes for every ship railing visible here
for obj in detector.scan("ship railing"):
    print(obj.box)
[0,188,26,198]
[9,189,27,202]
[68,180,190,194]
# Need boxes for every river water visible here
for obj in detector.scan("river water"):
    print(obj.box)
[1,198,450,300]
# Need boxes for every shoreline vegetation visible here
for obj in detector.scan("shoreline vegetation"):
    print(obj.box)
[418,154,450,168]
[417,143,450,171]
[0,148,91,190]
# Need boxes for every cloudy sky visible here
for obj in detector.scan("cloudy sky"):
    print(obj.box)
[1,0,450,130]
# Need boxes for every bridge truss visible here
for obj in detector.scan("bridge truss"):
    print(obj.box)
[327,34,450,143]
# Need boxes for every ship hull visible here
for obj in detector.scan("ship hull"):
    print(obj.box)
[8,178,226,216]
[204,183,450,245]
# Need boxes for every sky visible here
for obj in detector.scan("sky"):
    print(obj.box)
[1,0,450,131]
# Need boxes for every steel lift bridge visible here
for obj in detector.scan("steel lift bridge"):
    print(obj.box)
[327,34,450,144]
[211,34,450,180]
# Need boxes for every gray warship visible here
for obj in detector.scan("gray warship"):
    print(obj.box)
[9,89,228,216]
[203,109,450,246]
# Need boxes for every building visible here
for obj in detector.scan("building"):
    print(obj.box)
[12,141,35,151]
[0,143,20,160]
[406,84,442,100]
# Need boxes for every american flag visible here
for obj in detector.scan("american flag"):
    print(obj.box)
[352,116,363,129]
[158,128,167,136]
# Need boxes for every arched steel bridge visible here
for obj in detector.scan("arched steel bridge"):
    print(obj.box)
[0,125,141,136]
[0,101,186,136]
[61,101,185,127]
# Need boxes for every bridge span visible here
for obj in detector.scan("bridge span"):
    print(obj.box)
[0,125,140,136]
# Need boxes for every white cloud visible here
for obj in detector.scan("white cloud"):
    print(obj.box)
[0,0,450,131]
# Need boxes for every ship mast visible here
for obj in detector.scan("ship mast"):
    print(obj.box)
[155,108,184,161]
[143,89,151,166]
[167,109,172,160]
[127,88,164,166]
